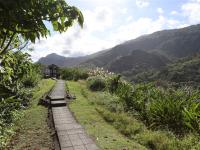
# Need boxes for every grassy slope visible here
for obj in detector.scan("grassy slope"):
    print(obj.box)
[68,80,200,150]
[68,80,146,150]
[8,79,55,150]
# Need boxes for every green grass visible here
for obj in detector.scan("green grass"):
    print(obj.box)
[68,80,146,150]
[7,79,56,150]
[68,80,200,150]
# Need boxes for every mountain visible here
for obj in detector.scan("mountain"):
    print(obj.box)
[107,50,169,74]
[38,53,86,67]
[38,24,200,78]
[157,54,200,84]
[131,54,200,87]
[82,24,200,67]
[38,49,109,67]
[80,24,200,77]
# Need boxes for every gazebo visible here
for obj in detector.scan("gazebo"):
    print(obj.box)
[44,64,60,78]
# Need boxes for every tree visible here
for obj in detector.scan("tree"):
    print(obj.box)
[0,0,84,55]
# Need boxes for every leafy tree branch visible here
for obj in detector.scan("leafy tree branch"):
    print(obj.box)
[0,0,84,55]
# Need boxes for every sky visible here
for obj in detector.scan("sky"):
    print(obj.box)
[30,0,200,61]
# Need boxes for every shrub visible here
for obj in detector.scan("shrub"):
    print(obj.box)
[106,74,121,94]
[115,81,134,111]
[149,98,185,134]
[61,68,89,81]
[22,71,41,88]
[0,51,42,147]
[61,68,74,80]
[85,67,200,135]
[87,76,106,91]
[183,103,200,134]
[0,97,20,124]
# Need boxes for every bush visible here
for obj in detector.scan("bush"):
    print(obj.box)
[22,71,41,88]
[85,67,200,135]
[0,97,20,124]
[115,81,134,111]
[149,98,185,133]
[0,51,42,147]
[23,63,42,88]
[183,103,200,134]
[87,76,106,91]
[106,74,121,94]
[61,68,89,81]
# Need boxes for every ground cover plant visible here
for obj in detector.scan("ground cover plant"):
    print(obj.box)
[7,79,55,150]
[0,51,48,147]
[87,69,200,135]
[68,80,200,150]
[67,81,147,150]
[65,67,200,149]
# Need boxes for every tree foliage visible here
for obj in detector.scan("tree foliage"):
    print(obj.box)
[0,51,39,98]
[61,67,89,81]
[0,0,84,54]
[0,1,83,146]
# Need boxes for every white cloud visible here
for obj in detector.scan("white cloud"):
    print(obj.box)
[30,25,115,61]
[120,8,128,14]
[191,0,200,2]
[157,8,164,14]
[126,16,133,22]
[83,7,114,32]
[68,0,126,7]
[182,0,200,23]
[135,0,149,8]
[170,10,178,15]
[30,6,116,61]
[30,0,189,62]
[110,15,182,43]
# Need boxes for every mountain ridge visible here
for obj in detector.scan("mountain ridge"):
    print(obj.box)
[38,24,200,78]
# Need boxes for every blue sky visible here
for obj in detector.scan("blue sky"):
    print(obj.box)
[31,0,200,61]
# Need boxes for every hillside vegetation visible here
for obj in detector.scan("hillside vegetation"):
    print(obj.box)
[107,50,169,75]
[68,81,146,150]
[8,79,55,150]
[0,51,56,148]
[132,54,200,87]
[63,68,200,150]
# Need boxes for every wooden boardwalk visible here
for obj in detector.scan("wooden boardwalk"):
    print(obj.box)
[49,80,99,150]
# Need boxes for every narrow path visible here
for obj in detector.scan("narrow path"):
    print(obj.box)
[49,80,99,150]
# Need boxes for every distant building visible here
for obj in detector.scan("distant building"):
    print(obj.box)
[44,64,60,78]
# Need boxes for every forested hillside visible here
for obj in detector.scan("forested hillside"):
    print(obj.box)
[107,50,169,75]
[132,54,200,86]
[82,24,200,70]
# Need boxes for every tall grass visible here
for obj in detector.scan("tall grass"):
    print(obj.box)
[86,71,200,135]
